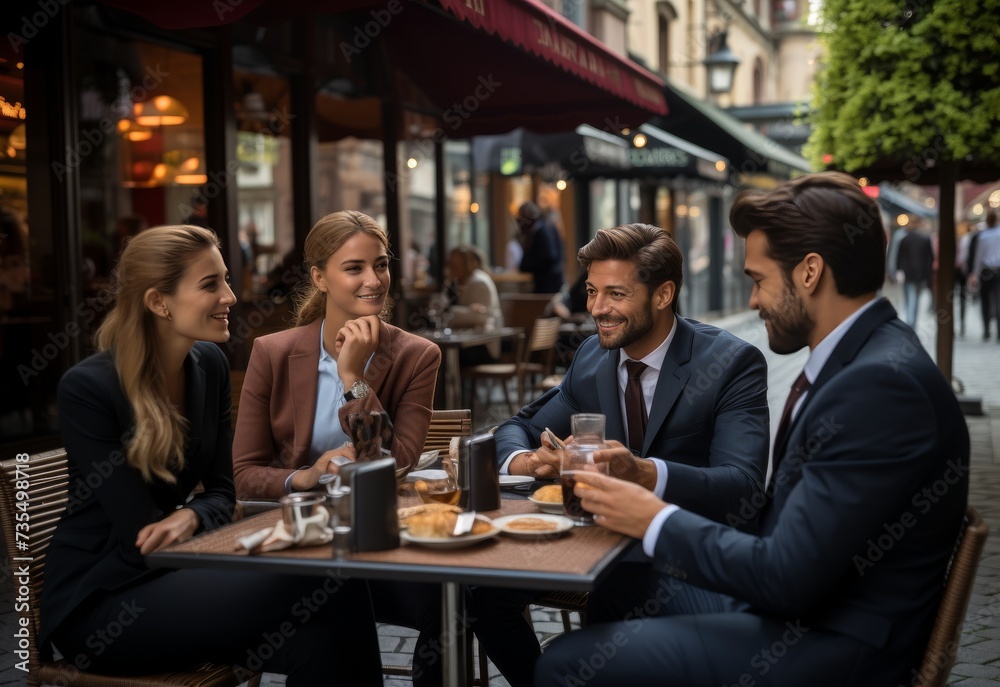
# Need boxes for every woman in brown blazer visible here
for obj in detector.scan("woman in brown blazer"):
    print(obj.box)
[233,210,443,685]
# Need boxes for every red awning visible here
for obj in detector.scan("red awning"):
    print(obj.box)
[435,0,666,116]
[99,0,666,134]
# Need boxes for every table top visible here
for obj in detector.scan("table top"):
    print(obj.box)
[151,496,630,591]
[413,326,523,348]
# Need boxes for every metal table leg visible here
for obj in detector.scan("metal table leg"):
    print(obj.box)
[442,580,469,687]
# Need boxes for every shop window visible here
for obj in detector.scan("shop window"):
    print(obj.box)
[74,32,206,342]
[232,65,295,311]
[0,54,48,449]
[397,142,436,285]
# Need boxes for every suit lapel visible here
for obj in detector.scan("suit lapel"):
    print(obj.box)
[775,298,897,458]
[184,345,206,454]
[289,320,322,458]
[644,316,692,455]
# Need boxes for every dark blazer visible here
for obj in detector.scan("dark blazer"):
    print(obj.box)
[40,342,235,648]
[232,319,442,500]
[897,230,935,285]
[654,299,969,686]
[519,219,564,294]
[495,315,769,527]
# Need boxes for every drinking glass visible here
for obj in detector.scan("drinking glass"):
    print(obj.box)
[560,414,609,525]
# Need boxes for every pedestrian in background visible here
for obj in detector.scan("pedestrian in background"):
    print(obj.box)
[896,218,934,328]
[969,210,1000,341]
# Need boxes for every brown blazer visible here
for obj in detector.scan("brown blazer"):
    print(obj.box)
[233,318,442,499]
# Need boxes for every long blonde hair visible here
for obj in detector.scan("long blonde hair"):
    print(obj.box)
[294,210,393,326]
[96,225,222,483]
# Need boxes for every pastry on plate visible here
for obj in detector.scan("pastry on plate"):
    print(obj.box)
[532,484,562,503]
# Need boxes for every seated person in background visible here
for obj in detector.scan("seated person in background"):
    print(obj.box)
[472,222,770,686]
[42,225,382,685]
[536,171,970,687]
[232,210,444,687]
[447,244,504,366]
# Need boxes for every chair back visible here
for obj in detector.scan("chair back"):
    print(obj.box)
[525,317,561,356]
[915,506,989,687]
[423,409,473,455]
[0,450,259,687]
[0,449,69,680]
[500,293,556,343]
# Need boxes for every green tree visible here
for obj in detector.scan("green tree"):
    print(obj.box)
[805,0,1000,383]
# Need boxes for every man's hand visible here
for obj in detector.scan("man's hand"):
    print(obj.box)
[336,315,381,386]
[290,445,357,491]
[593,440,658,490]
[509,448,560,478]
[136,508,200,555]
[572,471,666,539]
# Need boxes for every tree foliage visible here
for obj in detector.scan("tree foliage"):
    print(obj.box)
[805,0,1000,171]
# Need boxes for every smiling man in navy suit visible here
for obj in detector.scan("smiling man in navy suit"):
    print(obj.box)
[535,172,970,687]
[473,222,771,686]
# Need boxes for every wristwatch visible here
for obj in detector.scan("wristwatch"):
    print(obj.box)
[344,379,371,402]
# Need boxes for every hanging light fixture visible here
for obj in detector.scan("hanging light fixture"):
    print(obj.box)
[117,119,153,142]
[133,96,188,126]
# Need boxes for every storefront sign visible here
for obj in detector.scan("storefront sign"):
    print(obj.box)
[0,97,26,120]
[630,146,689,169]
[499,146,522,175]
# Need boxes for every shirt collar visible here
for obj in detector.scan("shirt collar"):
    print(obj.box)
[803,297,881,383]
[618,316,677,372]
[318,318,334,365]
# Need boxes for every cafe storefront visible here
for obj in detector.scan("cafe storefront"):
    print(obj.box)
[0,0,666,458]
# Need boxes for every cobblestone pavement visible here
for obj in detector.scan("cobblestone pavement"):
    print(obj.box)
[3,288,998,686]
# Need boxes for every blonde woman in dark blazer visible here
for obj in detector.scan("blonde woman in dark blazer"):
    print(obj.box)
[41,225,382,685]
[233,210,444,686]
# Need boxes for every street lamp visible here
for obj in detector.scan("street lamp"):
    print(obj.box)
[704,31,741,95]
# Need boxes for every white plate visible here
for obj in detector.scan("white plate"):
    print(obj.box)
[492,514,574,539]
[499,475,535,488]
[528,496,567,515]
[416,450,439,470]
[406,469,449,483]
[400,524,499,549]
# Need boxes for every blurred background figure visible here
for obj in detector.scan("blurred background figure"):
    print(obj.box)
[969,210,1000,341]
[404,240,430,287]
[895,217,934,328]
[956,221,975,336]
[504,222,524,273]
[447,245,503,365]
[516,200,564,294]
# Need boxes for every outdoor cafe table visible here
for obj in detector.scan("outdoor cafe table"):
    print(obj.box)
[413,326,524,409]
[150,493,630,687]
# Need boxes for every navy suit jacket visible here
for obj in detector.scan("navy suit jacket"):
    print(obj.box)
[40,342,236,649]
[654,299,969,685]
[495,315,769,527]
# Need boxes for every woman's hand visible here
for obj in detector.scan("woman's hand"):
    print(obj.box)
[335,315,381,386]
[572,471,667,539]
[289,445,356,491]
[136,508,200,555]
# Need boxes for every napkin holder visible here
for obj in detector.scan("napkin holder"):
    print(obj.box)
[458,433,501,511]
[338,457,400,552]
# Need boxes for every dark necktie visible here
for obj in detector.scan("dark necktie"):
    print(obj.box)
[625,360,649,454]
[772,371,811,472]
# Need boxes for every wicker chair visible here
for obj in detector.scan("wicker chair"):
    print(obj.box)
[423,408,473,455]
[915,506,988,687]
[0,449,261,687]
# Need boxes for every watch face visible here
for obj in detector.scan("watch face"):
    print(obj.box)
[351,381,371,398]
